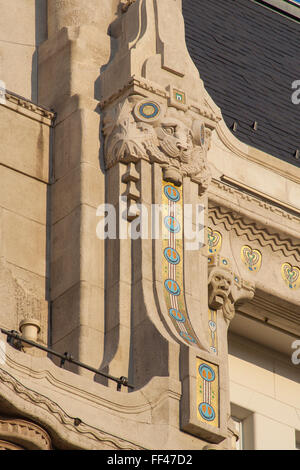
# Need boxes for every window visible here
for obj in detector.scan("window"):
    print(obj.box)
[231,404,254,450]
[232,417,244,450]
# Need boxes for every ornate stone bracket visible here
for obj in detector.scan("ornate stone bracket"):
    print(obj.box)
[103,93,212,189]
[208,255,255,323]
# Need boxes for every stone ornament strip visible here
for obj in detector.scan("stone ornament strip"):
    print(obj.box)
[210,180,300,226]
[1,91,55,126]
[196,359,219,428]
[209,218,300,289]
[100,76,220,123]
[162,180,202,347]
[221,175,300,218]
[209,204,300,263]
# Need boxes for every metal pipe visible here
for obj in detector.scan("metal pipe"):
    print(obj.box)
[0,328,134,391]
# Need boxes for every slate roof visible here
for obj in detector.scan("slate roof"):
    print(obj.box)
[183,0,300,168]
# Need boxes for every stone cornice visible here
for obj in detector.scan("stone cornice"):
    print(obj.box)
[209,178,300,234]
[208,202,300,263]
[0,91,55,126]
[221,175,300,218]
[238,290,300,336]
[100,76,221,126]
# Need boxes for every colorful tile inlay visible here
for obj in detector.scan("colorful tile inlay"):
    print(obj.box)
[134,99,162,123]
[208,228,222,254]
[173,89,186,104]
[241,245,262,272]
[208,310,218,355]
[281,263,300,290]
[162,180,201,347]
[196,358,219,428]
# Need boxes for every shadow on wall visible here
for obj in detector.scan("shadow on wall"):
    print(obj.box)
[32,0,47,103]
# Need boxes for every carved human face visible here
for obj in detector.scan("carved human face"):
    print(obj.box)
[208,269,233,310]
[154,118,193,160]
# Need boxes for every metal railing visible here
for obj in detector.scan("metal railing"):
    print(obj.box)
[0,328,134,391]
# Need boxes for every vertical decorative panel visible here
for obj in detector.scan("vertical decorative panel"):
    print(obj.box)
[208,309,218,355]
[162,179,201,347]
[196,358,219,428]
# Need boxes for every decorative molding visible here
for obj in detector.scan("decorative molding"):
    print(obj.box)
[209,204,300,263]
[240,289,300,330]
[1,91,55,126]
[0,439,24,450]
[221,175,300,218]
[0,368,143,450]
[210,179,300,224]
[0,417,52,450]
[100,76,220,124]
[122,162,141,221]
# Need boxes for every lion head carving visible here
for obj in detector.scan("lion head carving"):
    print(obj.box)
[103,96,211,186]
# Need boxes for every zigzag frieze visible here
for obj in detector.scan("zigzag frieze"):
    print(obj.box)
[209,206,300,263]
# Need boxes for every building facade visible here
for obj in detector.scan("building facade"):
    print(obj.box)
[0,0,299,450]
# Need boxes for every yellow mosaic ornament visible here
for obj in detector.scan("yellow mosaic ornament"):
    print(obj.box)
[207,228,222,254]
[281,263,300,290]
[241,245,262,272]
[196,358,219,428]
